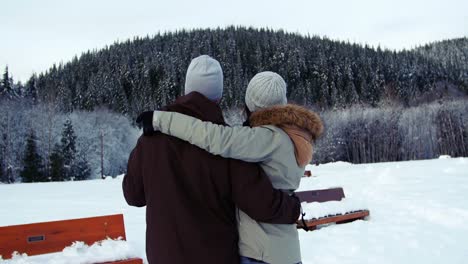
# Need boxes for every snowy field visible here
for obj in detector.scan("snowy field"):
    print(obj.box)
[1,157,468,263]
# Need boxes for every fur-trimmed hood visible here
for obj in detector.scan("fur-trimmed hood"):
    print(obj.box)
[249,104,323,141]
[249,104,323,167]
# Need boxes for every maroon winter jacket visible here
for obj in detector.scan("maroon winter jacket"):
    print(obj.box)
[122,92,300,264]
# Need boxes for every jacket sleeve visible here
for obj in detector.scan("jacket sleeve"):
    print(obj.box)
[230,160,300,224]
[122,137,146,207]
[153,111,279,162]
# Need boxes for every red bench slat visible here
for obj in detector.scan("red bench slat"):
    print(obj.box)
[295,187,345,203]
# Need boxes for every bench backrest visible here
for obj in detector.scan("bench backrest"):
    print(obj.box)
[0,214,126,259]
[295,187,345,203]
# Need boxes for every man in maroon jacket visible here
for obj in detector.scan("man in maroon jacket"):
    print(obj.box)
[123,55,300,264]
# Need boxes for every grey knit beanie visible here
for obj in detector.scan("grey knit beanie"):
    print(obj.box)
[245,71,287,112]
[184,55,223,101]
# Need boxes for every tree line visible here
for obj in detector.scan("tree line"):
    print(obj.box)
[8,27,467,117]
[312,100,468,164]
[0,27,467,183]
[0,97,138,183]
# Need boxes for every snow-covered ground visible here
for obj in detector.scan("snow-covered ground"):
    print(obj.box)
[1,157,468,263]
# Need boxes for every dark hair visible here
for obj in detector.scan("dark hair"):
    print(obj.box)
[242,105,252,127]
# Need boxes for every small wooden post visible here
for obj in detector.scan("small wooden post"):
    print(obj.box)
[100,129,104,179]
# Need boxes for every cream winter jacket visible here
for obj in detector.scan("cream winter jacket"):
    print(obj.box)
[152,104,323,264]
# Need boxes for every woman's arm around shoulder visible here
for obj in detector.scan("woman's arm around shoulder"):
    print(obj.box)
[153,111,281,162]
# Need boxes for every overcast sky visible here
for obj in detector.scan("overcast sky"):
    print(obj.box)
[1,0,467,82]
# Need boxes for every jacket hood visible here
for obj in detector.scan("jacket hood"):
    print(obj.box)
[249,104,323,167]
[249,104,323,141]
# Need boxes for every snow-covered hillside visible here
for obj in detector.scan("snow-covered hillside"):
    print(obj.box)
[1,157,467,263]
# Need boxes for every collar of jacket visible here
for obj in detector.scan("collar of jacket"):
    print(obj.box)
[249,104,323,141]
[163,91,226,125]
[248,104,324,167]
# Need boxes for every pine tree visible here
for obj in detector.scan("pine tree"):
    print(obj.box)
[0,134,4,183]
[21,131,46,182]
[49,144,65,182]
[0,155,4,183]
[2,66,9,87]
[60,119,77,180]
[25,74,38,103]
[1,66,12,97]
[73,155,91,181]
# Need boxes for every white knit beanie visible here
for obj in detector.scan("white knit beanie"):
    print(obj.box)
[184,55,223,101]
[245,71,287,112]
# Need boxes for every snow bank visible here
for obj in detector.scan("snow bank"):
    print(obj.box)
[301,198,368,220]
[1,238,140,264]
[439,155,451,159]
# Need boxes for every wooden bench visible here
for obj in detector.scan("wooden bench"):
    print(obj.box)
[296,187,370,231]
[0,214,143,263]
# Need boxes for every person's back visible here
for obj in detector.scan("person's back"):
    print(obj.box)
[237,104,322,263]
[123,92,300,264]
